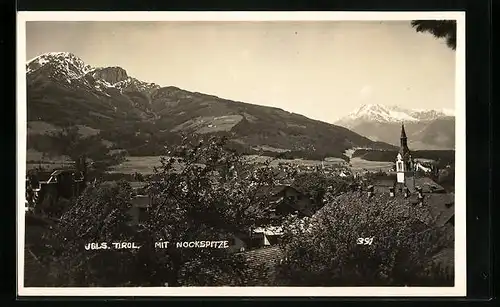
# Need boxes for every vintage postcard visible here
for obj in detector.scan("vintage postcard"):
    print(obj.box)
[17,11,466,297]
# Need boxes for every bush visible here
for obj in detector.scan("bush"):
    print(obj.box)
[39,180,139,286]
[32,137,282,286]
[276,191,454,286]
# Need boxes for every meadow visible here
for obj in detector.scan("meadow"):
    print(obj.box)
[349,157,394,172]
[108,155,390,175]
[108,156,164,174]
[26,149,74,171]
[27,151,394,176]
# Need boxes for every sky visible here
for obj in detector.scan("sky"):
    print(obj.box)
[25,21,456,123]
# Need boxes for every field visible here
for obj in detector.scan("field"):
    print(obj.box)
[349,157,394,172]
[26,163,76,171]
[26,152,394,177]
[244,155,346,167]
[27,121,100,138]
[109,156,165,174]
[352,149,454,168]
[109,155,361,175]
[26,149,73,171]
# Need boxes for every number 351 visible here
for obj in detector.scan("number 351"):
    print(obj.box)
[357,237,373,245]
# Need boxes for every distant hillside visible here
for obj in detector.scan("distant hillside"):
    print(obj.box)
[352,149,455,168]
[336,104,455,150]
[26,52,397,162]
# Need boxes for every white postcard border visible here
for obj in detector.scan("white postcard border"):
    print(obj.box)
[17,11,466,297]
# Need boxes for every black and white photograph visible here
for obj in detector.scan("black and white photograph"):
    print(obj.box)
[17,12,466,296]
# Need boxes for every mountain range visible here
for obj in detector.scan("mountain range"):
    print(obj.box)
[26,52,397,162]
[335,104,455,150]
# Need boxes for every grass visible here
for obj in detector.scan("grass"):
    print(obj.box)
[26,163,75,171]
[26,148,71,162]
[171,115,244,134]
[26,152,394,177]
[244,155,346,167]
[75,125,100,137]
[109,154,349,175]
[349,157,394,172]
[26,149,74,171]
[109,156,187,174]
[27,121,61,136]
[109,156,164,174]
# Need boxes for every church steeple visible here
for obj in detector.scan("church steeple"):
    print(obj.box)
[400,123,407,140]
[396,123,415,188]
[399,123,410,157]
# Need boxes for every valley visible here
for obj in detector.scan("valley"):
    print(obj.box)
[25,53,455,181]
[25,52,398,169]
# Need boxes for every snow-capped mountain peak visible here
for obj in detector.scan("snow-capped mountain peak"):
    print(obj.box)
[336,104,454,127]
[26,52,92,77]
[437,108,455,117]
[344,104,418,123]
[26,52,160,96]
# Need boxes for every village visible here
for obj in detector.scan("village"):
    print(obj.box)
[24,124,455,286]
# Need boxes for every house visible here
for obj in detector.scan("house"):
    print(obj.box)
[29,169,87,214]
[372,173,446,195]
[222,184,317,251]
[339,171,349,178]
[223,226,284,252]
[235,245,284,285]
[255,184,315,218]
[411,192,455,227]
[251,226,284,246]
[414,159,440,176]
[412,177,446,194]
[371,173,398,193]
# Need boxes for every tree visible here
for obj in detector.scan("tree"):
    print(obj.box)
[39,180,139,286]
[140,136,284,286]
[411,20,457,50]
[51,126,81,160]
[276,191,454,286]
[292,170,356,210]
[47,126,125,172]
[34,136,281,286]
[133,172,144,182]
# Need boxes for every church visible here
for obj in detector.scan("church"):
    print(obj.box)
[370,123,448,195]
[368,123,455,225]
[395,123,416,191]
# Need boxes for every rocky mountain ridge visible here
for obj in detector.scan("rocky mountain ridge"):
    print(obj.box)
[335,104,455,150]
[26,52,397,160]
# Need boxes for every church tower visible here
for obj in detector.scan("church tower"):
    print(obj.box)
[396,123,415,189]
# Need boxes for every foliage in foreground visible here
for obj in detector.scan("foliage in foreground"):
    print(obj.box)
[31,136,282,286]
[26,136,454,287]
[411,20,457,50]
[276,191,454,286]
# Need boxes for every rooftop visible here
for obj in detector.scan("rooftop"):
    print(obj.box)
[315,189,454,228]
[371,174,447,194]
[237,245,284,282]
[50,169,77,176]
[413,177,446,193]
[429,247,454,276]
